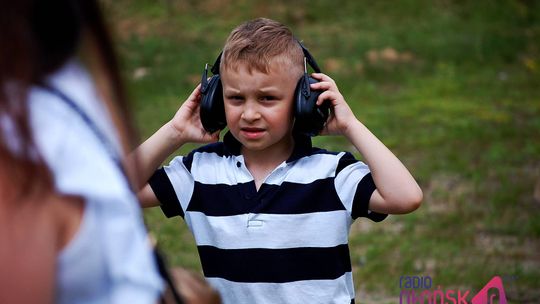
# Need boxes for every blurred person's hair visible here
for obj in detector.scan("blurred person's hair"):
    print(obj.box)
[0,0,136,201]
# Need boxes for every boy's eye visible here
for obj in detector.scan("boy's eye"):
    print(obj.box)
[261,96,276,101]
[227,95,244,101]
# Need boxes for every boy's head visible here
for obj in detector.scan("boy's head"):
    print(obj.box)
[218,18,304,155]
[220,18,304,79]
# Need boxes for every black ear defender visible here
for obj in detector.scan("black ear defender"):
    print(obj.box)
[199,42,329,136]
[200,54,225,133]
[293,43,329,136]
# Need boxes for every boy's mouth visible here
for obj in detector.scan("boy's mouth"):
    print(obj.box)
[240,127,265,139]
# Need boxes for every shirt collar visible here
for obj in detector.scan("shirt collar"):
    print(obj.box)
[223,131,313,163]
[223,131,242,155]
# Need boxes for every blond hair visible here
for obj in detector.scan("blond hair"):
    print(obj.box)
[220,18,304,77]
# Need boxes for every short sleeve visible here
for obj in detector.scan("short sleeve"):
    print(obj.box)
[148,155,195,218]
[334,152,388,222]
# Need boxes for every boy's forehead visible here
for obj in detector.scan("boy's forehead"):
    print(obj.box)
[220,62,300,94]
[221,63,298,84]
[221,56,303,79]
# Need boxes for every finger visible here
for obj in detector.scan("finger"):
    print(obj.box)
[311,72,335,83]
[183,85,204,112]
[211,130,221,142]
[310,81,335,91]
[316,90,338,106]
[203,129,221,143]
[310,72,327,80]
[318,123,331,136]
[188,84,203,102]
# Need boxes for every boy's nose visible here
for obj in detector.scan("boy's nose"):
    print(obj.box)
[241,103,261,121]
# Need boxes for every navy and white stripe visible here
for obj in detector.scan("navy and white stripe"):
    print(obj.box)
[149,132,387,304]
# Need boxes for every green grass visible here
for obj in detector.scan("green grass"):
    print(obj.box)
[105,0,540,302]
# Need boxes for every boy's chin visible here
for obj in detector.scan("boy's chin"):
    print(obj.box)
[238,139,278,154]
[240,141,267,152]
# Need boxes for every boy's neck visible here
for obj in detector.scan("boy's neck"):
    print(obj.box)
[241,134,294,189]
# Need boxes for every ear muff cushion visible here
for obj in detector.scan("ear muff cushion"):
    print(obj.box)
[200,75,225,133]
[294,76,329,136]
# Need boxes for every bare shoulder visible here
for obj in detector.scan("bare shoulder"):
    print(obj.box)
[0,193,83,304]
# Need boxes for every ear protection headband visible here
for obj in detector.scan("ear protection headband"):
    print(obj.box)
[200,42,329,136]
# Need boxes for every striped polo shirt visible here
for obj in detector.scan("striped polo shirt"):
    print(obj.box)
[149,132,387,304]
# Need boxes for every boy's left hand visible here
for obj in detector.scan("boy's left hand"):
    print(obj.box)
[310,73,357,136]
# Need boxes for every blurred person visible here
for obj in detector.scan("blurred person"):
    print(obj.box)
[0,1,219,303]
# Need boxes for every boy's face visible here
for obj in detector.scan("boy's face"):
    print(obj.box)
[221,62,299,155]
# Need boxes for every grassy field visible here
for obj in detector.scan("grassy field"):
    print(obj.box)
[105,0,540,302]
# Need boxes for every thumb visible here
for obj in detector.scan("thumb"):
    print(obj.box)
[206,129,221,142]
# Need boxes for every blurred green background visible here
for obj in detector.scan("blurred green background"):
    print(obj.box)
[104,0,539,302]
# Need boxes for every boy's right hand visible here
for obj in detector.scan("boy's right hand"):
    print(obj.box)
[131,84,220,201]
[168,84,220,145]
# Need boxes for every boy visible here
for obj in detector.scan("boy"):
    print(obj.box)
[135,18,422,304]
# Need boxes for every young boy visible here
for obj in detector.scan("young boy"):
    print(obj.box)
[135,18,422,304]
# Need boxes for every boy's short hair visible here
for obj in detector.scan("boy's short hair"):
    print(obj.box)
[221,18,304,78]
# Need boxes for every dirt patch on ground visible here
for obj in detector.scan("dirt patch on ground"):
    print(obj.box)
[422,173,473,214]
[356,289,398,304]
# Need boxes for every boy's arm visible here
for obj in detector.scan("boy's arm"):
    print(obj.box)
[137,182,160,208]
[342,120,422,214]
[311,73,423,214]
[129,84,219,207]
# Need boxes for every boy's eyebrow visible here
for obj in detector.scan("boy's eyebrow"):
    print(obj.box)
[257,87,281,94]
[224,87,281,95]
[224,88,241,94]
